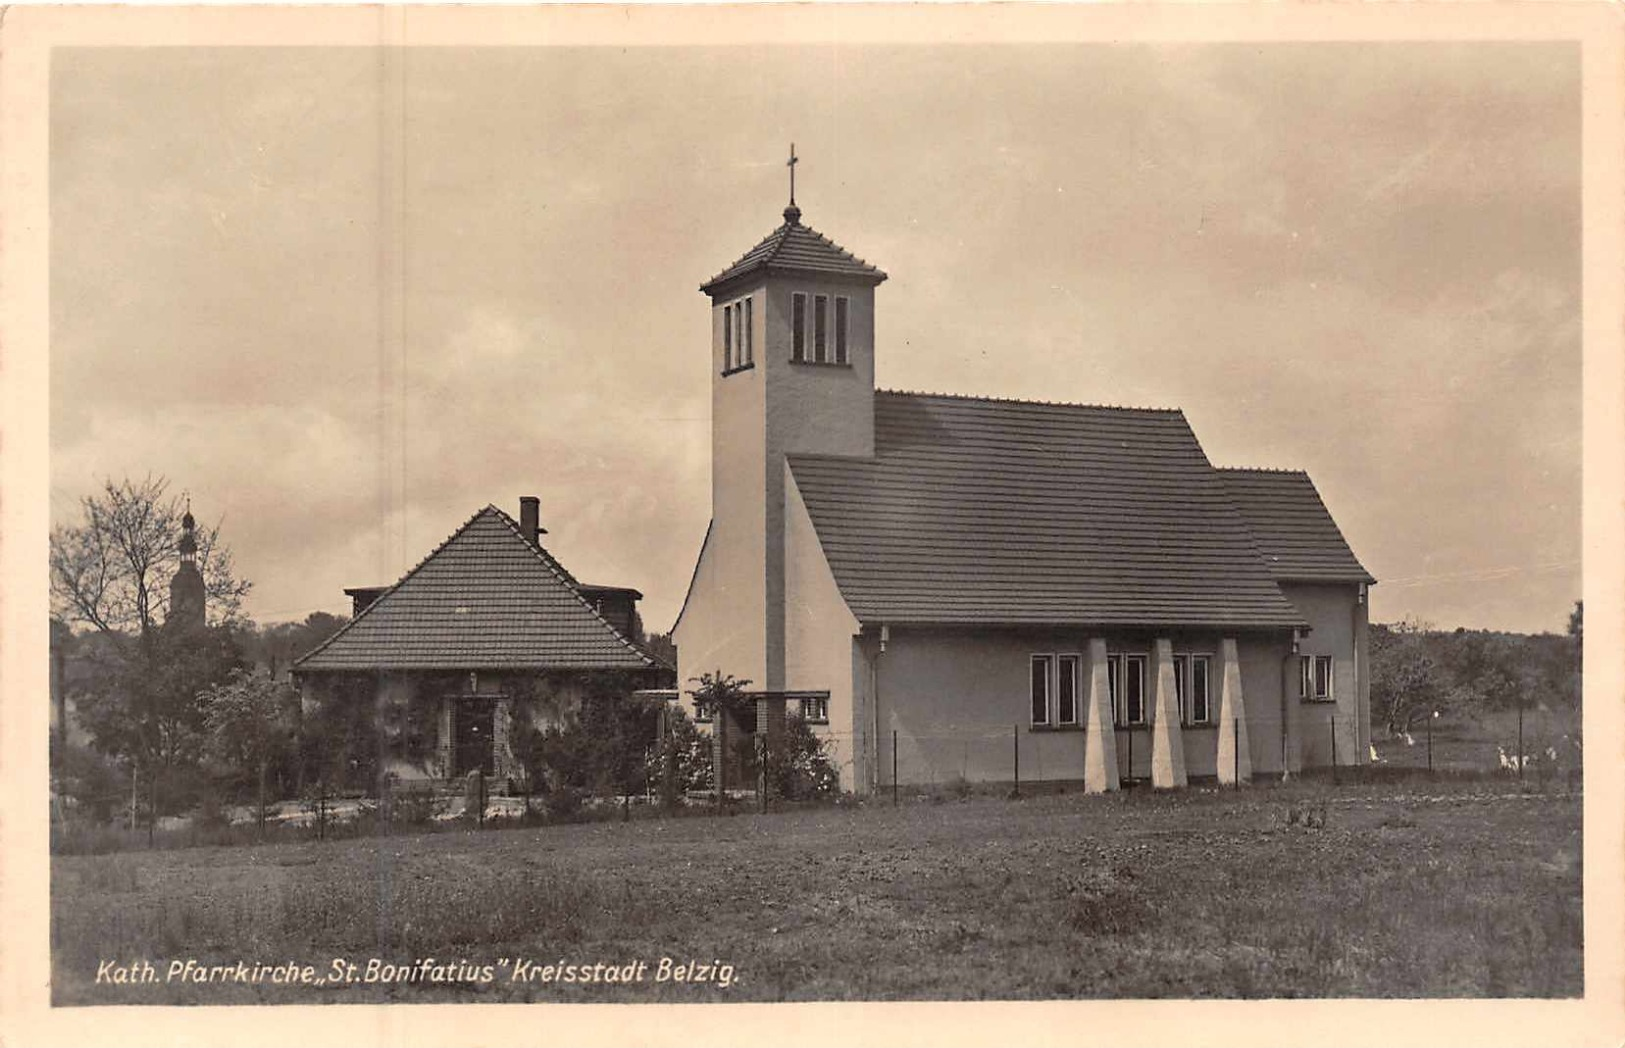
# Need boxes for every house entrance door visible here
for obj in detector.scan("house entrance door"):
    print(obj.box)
[454,698,494,776]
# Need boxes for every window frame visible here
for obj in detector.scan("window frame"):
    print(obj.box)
[741,296,753,365]
[693,697,713,724]
[814,294,829,363]
[722,303,733,372]
[834,295,850,364]
[791,292,807,362]
[799,694,829,724]
[1057,653,1081,726]
[1313,654,1334,702]
[1112,653,1148,727]
[1300,653,1335,702]
[1029,654,1053,727]
[1189,654,1212,725]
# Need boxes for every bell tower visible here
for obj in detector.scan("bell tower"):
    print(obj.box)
[680,149,887,691]
[168,498,207,632]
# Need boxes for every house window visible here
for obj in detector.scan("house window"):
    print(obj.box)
[1112,653,1147,727]
[792,293,807,362]
[694,697,713,724]
[835,296,850,364]
[1057,654,1080,726]
[723,304,733,371]
[799,694,829,724]
[1190,655,1212,725]
[1301,654,1334,702]
[1172,653,1213,725]
[1030,655,1052,726]
[814,294,829,363]
[741,297,753,365]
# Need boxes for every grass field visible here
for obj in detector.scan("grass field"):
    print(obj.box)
[51,777,1582,1004]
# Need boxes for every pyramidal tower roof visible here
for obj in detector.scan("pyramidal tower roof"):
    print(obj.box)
[700,202,888,297]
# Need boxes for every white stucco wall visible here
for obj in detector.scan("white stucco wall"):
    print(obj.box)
[864,628,1294,788]
[783,469,864,789]
[1283,581,1369,767]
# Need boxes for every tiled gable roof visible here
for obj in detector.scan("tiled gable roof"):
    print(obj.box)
[294,506,656,672]
[700,208,887,295]
[787,391,1308,630]
[1218,468,1374,584]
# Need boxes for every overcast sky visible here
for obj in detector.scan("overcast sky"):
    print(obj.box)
[50,42,1580,635]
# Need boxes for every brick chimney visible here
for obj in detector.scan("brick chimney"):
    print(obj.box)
[518,496,545,547]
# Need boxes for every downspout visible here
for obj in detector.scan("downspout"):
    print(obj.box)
[1280,628,1301,781]
[872,624,888,795]
[1353,582,1366,764]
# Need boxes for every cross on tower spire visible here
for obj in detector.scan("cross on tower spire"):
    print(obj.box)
[783,143,802,225]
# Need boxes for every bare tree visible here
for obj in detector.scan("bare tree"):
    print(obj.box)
[50,474,251,635]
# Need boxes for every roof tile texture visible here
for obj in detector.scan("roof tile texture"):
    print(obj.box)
[1218,469,1374,583]
[788,392,1312,629]
[295,507,654,672]
[701,216,886,294]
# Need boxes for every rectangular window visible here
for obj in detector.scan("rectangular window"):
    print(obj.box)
[799,694,829,723]
[1300,654,1313,699]
[1030,655,1052,726]
[1057,654,1080,726]
[792,293,807,362]
[814,294,829,363]
[1107,653,1121,724]
[694,698,712,724]
[1313,655,1334,701]
[722,304,733,371]
[835,296,850,364]
[1173,654,1189,724]
[1190,655,1211,724]
[742,297,753,365]
[1122,655,1147,726]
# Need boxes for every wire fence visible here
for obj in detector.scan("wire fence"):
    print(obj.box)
[51,704,1582,854]
[800,705,1583,796]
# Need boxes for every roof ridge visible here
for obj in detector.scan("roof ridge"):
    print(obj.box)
[1217,466,1310,476]
[293,504,498,668]
[485,507,655,667]
[879,388,1183,414]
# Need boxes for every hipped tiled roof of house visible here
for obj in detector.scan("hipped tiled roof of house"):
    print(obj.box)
[787,391,1311,629]
[1217,468,1374,584]
[700,206,887,295]
[294,506,658,672]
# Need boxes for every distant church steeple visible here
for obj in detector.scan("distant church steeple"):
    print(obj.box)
[168,496,206,631]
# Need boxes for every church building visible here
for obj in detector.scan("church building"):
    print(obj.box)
[672,162,1374,795]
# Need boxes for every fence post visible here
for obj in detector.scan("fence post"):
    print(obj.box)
[892,730,898,807]
[1330,716,1338,785]
[759,736,767,814]
[477,769,486,828]
[1013,724,1020,797]
[1517,696,1525,782]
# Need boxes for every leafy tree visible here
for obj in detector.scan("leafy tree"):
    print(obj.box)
[50,474,250,634]
[1370,619,1452,737]
[71,624,246,815]
[49,475,252,821]
[242,612,349,679]
[201,668,296,828]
